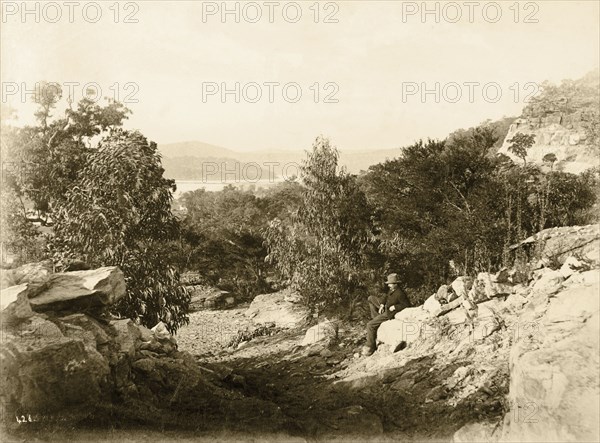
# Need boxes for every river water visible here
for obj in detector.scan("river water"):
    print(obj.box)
[174,179,285,197]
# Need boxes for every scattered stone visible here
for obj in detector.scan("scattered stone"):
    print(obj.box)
[559,256,588,278]
[392,377,415,392]
[132,357,157,373]
[320,348,334,358]
[435,284,451,302]
[301,320,337,346]
[246,289,309,328]
[426,385,447,402]
[445,306,472,325]
[439,296,465,315]
[530,268,564,295]
[468,272,515,304]
[326,356,343,366]
[423,294,442,316]
[472,303,501,340]
[451,276,474,298]
[64,260,92,271]
[137,349,159,358]
[137,324,154,342]
[61,313,110,347]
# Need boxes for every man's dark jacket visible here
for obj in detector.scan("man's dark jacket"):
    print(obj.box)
[382,287,411,316]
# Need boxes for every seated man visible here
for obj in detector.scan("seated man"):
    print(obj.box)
[362,273,411,356]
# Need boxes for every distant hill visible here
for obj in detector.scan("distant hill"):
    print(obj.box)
[158,141,402,180]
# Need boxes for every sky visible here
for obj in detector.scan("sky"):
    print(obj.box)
[1,0,599,152]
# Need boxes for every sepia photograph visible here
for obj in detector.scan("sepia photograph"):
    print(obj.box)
[0,1,599,442]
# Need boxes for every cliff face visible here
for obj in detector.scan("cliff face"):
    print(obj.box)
[498,71,599,174]
[498,118,596,174]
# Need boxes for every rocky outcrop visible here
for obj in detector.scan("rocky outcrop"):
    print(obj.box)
[500,268,600,442]
[364,226,599,442]
[468,271,516,304]
[245,288,309,328]
[498,119,596,174]
[512,224,600,268]
[497,70,599,175]
[0,263,290,433]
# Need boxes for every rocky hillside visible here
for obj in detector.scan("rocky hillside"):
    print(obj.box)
[1,224,598,442]
[498,70,599,174]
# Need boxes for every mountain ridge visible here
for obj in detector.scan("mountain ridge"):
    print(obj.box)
[158,141,403,179]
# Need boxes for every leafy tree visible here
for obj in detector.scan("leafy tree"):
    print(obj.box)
[174,185,276,298]
[361,121,598,305]
[265,136,376,315]
[52,129,189,332]
[4,82,188,331]
[581,109,599,149]
[542,153,558,169]
[3,84,130,218]
[507,132,536,165]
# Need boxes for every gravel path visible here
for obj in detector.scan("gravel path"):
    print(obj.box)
[175,305,255,356]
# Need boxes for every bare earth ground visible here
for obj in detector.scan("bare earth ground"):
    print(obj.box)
[5,305,506,442]
[175,305,506,442]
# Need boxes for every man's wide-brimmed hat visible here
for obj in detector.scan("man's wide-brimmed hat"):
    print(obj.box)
[386,273,400,284]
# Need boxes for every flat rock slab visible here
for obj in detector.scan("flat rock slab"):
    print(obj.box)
[246,289,308,328]
[28,267,126,312]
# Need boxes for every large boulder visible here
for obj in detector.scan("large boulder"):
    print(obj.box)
[0,266,126,426]
[1,263,296,434]
[512,224,600,267]
[0,314,111,424]
[245,288,308,328]
[28,267,126,312]
[377,307,430,350]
